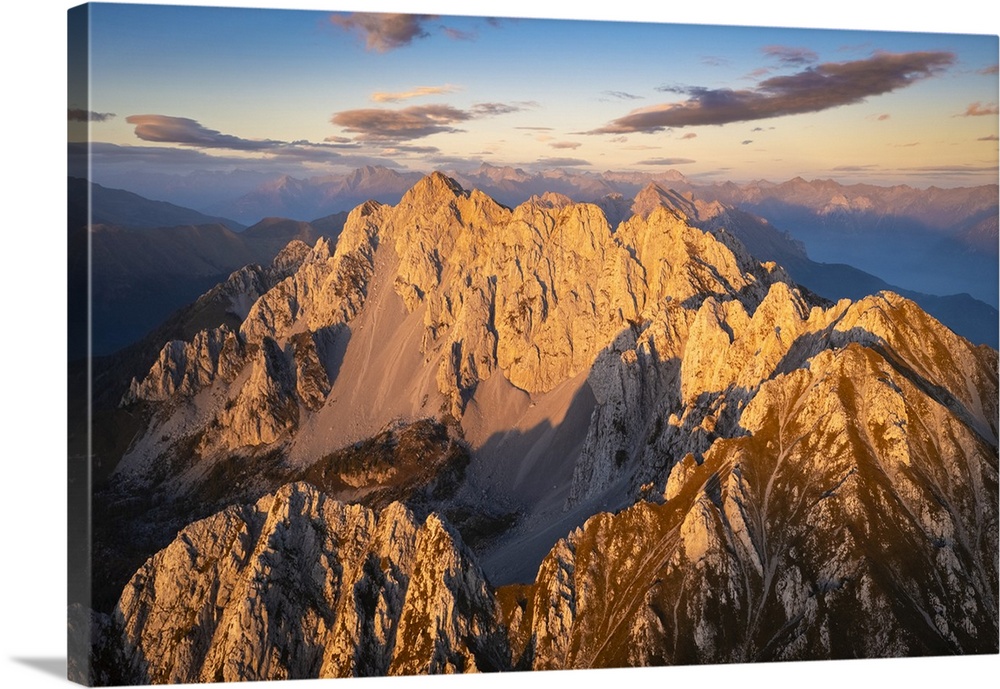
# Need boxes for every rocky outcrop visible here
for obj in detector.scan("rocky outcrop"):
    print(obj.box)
[509,342,998,668]
[123,172,797,456]
[125,239,313,403]
[92,172,998,684]
[114,483,509,683]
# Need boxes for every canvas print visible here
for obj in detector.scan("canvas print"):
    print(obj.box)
[67,2,999,685]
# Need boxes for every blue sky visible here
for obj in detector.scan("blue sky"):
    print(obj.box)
[68,0,999,187]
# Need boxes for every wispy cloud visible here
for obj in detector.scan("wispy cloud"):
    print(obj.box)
[602,91,643,100]
[332,101,526,142]
[514,126,553,131]
[762,45,819,65]
[741,140,753,145]
[471,102,524,116]
[69,109,115,122]
[901,164,999,176]
[331,13,435,52]
[122,115,412,169]
[380,144,441,155]
[959,102,999,116]
[70,141,401,173]
[591,51,955,133]
[442,26,475,41]
[978,134,999,141]
[832,164,879,172]
[549,141,581,149]
[979,64,999,75]
[637,157,696,165]
[679,132,697,140]
[534,156,590,167]
[371,84,460,103]
[700,56,729,67]
[126,114,284,150]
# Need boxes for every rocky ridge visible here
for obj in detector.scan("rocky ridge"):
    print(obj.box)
[113,482,509,683]
[90,172,999,682]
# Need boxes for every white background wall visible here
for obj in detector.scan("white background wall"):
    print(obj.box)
[2,1,997,687]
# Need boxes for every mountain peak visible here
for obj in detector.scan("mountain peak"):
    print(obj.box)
[403,171,466,204]
[632,182,699,220]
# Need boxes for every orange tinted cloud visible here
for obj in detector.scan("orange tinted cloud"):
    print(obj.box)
[371,85,460,103]
[960,102,999,116]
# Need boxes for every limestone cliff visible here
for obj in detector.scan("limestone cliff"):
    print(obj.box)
[90,173,998,684]
[114,483,509,683]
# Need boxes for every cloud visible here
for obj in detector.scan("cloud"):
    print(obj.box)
[442,26,475,41]
[741,140,753,145]
[513,126,552,131]
[751,127,764,132]
[324,135,354,143]
[371,84,460,103]
[980,64,999,75]
[891,142,920,147]
[637,157,696,165]
[902,164,999,176]
[126,114,283,150]
[69,141,235,167]
[333,102,524,142]
[590,51,955,133]
[959,102,999,116]
[602,91,643,100]
[332,104,470,141]
[549,141,582,150]
[979,135,999,141]
[877,113,891,121]
[380,144,441,154]
[71,141,403,177]
[701,56,729,67]
[762,45,819,65]
[68,109,115,122]
[832,165,878,172]
[680,132,697,140]
[331,13,436,52]
[471,102,524,116]
[428,154,489,167]
[534,157,590,167]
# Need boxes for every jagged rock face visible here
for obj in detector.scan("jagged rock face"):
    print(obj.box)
[92,172,999,683]
[119,172,997,574]
[125,239,313,403]
[510,343,998,668]
[566,275,999,507]
[114,483,509,683]
[124,171,795,464]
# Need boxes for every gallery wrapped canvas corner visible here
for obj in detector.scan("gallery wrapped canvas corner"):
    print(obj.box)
[67,1,999,685]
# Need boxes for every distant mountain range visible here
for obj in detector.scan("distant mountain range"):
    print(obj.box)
[119,163,993,308]
[69,177,246,231]
[69,179,345,356]
[71,173,998,351]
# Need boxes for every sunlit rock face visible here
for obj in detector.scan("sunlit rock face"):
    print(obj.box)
[114,483,510,684]
[102,173,997,682]
[508,341,997,668]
